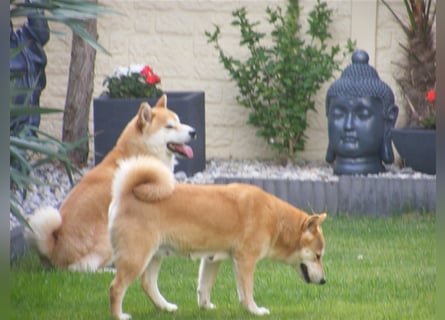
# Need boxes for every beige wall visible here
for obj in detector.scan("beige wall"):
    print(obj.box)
[39,0,407,162]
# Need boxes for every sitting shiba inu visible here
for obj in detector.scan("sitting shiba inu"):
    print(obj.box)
[25,95,196,271]
[108,156,327,319]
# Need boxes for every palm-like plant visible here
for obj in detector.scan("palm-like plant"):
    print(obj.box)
[381,0,436,129]
[9,66,83,227]
[10,0,112,226]
[10,0,113,53]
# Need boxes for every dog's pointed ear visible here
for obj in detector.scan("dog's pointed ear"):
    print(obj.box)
[155,94,167,109]
[137,102,152,130]
[303,213,327,233]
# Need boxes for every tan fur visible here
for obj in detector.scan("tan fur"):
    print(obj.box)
[24,95,196,271]
[109,156,327,319]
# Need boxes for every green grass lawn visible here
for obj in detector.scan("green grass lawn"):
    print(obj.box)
[11,213,436,319]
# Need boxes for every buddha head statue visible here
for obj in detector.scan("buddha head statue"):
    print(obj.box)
[325,50,398,175]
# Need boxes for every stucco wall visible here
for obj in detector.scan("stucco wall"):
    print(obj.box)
[38,0,408,162]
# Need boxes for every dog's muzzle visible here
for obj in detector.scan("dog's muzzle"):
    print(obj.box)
[167,143,194,159]
[300,263,311,283]
[167,129,197,159]
[300,263,326,285]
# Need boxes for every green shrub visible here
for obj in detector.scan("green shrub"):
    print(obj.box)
[206,0,354,160]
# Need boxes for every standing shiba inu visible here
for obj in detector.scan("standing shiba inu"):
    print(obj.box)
[108,156,327,319]
[25,95,196,271]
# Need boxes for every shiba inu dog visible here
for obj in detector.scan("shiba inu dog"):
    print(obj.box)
[25,95,196,271]
[108,156,327,318]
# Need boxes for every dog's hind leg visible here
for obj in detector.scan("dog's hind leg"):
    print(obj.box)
[110,267,138,320]
[233,256,270,316]
[110,250,153,319]
[197,258,222,309]
[141,254,178,312]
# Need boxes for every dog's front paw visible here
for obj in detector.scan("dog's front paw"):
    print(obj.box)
[200,301,216,310]
[162,302,178,312]
[117,312,132,320]
[198,292,216,310]
[252,307,270,316]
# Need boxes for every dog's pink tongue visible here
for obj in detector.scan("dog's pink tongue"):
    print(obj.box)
[178,144,194,159]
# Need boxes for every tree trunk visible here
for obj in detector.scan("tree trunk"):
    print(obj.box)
[62,17,97,166]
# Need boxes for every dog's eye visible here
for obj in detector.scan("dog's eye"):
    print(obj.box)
[316,254,321,260]
[165,125,175,129]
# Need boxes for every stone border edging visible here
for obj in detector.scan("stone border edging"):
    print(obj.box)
[215,176,436,215]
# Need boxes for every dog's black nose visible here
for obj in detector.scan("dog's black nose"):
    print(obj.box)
[190,129,197,139]
[320,278,326,285]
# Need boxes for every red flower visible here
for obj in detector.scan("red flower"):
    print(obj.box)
[140,65,160,84]
[140,66,152,77]
[146,74,160,85]
[426,89,436,103]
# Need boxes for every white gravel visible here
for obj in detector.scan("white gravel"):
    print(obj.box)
[10,158,434,230]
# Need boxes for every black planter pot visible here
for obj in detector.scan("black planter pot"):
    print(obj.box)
[93,91,205,176]
[391,128,436,174]
[10,225,26,262]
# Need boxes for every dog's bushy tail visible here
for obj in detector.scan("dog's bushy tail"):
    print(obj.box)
[24,207,62,261]
[113,155,175,203]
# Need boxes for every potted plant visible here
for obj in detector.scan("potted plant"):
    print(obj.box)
[382,0,436,174]
[102,64,164,99]
[94,64,205,176]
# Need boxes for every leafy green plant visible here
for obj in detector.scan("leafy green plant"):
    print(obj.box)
[205,0,354,159]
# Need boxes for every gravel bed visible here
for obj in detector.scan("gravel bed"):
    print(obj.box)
[10,158,434,230]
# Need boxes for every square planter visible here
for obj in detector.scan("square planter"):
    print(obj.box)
[10,225,26,262]
[391,128,436,175]
[93,91,205,176]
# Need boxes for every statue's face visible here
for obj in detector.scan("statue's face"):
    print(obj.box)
[327,96,384,158]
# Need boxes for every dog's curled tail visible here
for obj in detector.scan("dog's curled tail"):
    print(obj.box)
[113,155,175,203]
[24,206,62,260]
